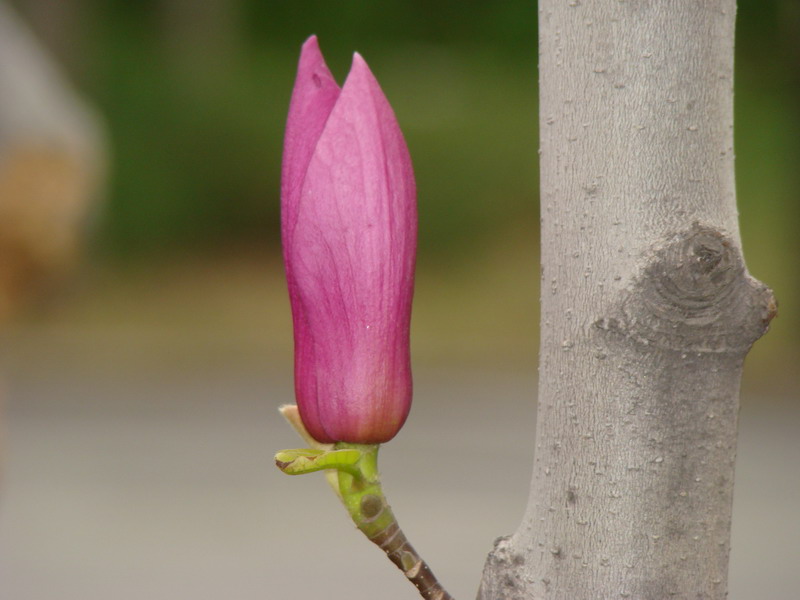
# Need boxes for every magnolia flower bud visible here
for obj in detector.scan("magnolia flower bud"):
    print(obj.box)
[281,36,417,444]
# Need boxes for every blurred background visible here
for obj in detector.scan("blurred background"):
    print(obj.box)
[0,1,796,599]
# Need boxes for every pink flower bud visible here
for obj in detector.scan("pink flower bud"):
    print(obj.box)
[281,36,417,444]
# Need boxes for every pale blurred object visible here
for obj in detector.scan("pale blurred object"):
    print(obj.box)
[0,1,105,322]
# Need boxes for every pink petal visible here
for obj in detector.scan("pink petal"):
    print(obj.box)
[288,52,416,443]
[281,35,341,251]
[281,36,341,441]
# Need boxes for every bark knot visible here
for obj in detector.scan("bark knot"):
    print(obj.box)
[477,536,526,600]
[595,224,774,354]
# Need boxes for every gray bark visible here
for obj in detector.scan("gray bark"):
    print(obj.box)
[479,2,774,599]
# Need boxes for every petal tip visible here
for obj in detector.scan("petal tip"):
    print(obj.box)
[343,51,381,96]
[292,34,339,99]
[299,35,325,68]
[301,35,320,52]
[350,51,371,76]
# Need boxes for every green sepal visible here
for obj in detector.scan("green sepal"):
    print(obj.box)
[275,447,363,476]
[275,406,453,599]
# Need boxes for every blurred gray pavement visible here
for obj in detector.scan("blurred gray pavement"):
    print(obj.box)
[0,357,797,599]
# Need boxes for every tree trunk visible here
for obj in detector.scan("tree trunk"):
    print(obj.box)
[479,2,774,599]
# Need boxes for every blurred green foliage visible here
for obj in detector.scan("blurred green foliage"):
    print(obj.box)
[10,0,800,371]
[14,0,795,258]
[68,0,541,261]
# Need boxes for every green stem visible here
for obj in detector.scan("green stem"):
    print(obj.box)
[276,406,455,600]
[334,443,455,600]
